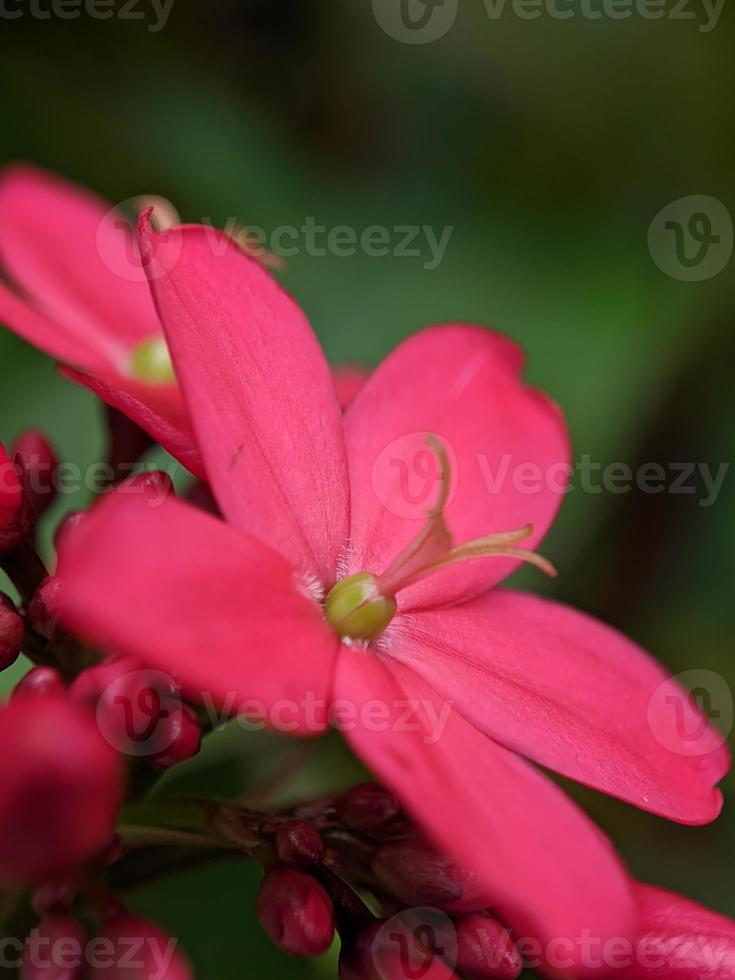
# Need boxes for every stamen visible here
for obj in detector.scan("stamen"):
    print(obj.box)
[376,436,556,597]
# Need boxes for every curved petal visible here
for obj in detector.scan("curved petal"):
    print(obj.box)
[56,491,338,735]
[0,279,108,369]
[139,216,349,585]
[0,164,157,367]
[334,649,637,977]
[387,590,729,824]
[61,366,204,479]
[624,884,735,979]
[344,325,570,610]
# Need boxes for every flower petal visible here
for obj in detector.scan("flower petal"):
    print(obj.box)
[56,490,338,735]
[334,648,637,976]
[344,325,570,610]
[0,279,107,368]
[387,590,729,824]
[0,692,123,882]
[625,884,735,979]
[139,216,349,585]
[61,366,204,479]
[0,164,157,367]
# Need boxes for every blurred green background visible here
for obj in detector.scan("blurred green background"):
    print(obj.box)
[1,1,734,976]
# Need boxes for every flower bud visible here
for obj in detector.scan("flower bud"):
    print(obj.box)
[71,659,183,761]
[0,441,23,551]
[127,469,175,500]
[27,577,64,641]
[455,914,522,980]
[12,431,58,519]
[21,912,86,980]
[149,702,201,769]
[276,820,325,869]
[54,510,87,553]
[68,656,143,710]
[336,783,400,832]
[0,593,24,671]
[0,694,123,882]
[13,666,65,699]
[89,914,192,979]
[371,840,489,912]
[257,867,335,957]
[31,876,79,916]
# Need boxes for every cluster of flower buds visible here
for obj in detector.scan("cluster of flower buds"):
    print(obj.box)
[0,424,202,970]
[251,783,523,979]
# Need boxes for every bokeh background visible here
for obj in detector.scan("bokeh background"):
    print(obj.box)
[1,1,733,976]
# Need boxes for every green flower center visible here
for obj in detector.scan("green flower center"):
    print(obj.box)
[129,336,176,384]
[324,573,397,642]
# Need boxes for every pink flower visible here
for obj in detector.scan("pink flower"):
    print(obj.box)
[0,165,201,475]
[56,217,728,973]
[0,692,124,883]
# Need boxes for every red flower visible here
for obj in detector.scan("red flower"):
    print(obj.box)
[56,216,728,973]
[0,693,124,883]
[0,165,200,475]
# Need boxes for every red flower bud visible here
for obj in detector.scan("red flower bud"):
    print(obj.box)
[455,914,522,980]
[0,441,23,551]
[0,693,124,882]
[12,430,58,519]
[31,875,80,916]
[71,659,184,762]
[336,783,400,832]
[89,914,192,979]
[21,911,86,980]
[371,840,489,912]
[149,702,201,769]
[54,510,87,553]
[0,592,24,670]
[257,867,335,957]
[126,470,175,500]
[13,666,65,699]
[27,577,64,641]
[276,820,325,868]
